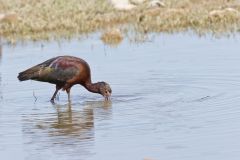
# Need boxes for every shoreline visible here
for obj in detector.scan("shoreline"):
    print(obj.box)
[0,0,240,44]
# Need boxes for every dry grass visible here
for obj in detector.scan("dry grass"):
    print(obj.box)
[101,28,123,45]
[0,0,240,43]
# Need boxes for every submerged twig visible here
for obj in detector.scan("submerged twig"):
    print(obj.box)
[33,91,38,102]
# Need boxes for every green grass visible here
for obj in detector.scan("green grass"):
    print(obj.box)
[0,0,240,43]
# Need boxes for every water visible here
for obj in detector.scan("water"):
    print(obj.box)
[0,33,240,160]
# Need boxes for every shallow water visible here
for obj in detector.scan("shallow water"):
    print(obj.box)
[0,33,240,160]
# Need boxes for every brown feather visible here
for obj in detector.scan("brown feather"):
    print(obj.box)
[17,56,111,102]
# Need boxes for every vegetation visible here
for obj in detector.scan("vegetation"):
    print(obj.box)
[0,0,240,43]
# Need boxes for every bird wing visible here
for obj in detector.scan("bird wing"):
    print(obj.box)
[30,57,79,84]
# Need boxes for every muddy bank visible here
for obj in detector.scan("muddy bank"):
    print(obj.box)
[0,0,240,43]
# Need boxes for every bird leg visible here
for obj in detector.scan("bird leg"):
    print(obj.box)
[66,88,71,102]
[62,83,72,102]
[50,85,61,103]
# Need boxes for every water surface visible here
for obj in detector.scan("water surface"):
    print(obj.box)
[0,33,240,160]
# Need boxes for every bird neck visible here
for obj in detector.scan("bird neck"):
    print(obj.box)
[84,82,100,94]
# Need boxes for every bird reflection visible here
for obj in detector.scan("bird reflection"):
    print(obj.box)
[39,100,112,139]
[49,102,95,138]
[22,101,112,159]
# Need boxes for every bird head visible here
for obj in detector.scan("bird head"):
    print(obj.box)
[98,82,112,100]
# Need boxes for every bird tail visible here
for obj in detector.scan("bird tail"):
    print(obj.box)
[18,57,58,81]
[18,67,40,81]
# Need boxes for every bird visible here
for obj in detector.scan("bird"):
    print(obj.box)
[18,56,112,103]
